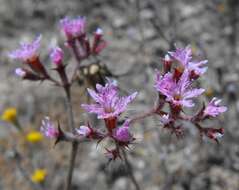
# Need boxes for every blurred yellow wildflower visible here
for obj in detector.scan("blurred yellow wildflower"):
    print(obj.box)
[31,169,47,183]
[26,131,43,143]
[1,107,17,123]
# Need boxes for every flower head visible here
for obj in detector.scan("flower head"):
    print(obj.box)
[114,121,133,142]
[26,131,43,143]
[82,79,137,119]
[31,169,47,183]
[40,117,59,139]
[60,16,86,39]
[169,46,208,77]
[154,71,204,107]
[169,45,192,66]
[203,98,227,117]
[76,125,91,137]
[1,107,17,123]
[50,47,63,66]
[8,35,41,62]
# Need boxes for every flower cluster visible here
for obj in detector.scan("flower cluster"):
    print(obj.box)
[8,16,107,85]
[8,17,228,164]
[80,80,137,160]
[60,16,106,60]
[154,46,227,142]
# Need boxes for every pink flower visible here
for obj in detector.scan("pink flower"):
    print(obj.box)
[169,45,192,66]
[8,35,42,62]
[60,16,86,39]
[203,98,227,117]
[154,71,204,107]
[169,46,208,77]
[82,79,138,119]
[50,47,63,66]
[40,117,59,139]
[114,121,133,142]
[76,125,91,137]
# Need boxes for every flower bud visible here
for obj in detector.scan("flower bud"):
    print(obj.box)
[50,47,63,66]
[40,117,59,139]
[76,125,91,137]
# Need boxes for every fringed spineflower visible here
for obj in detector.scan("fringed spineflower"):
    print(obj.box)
[8,35,42,62]
[60,16,86,40]
[82,79,138,119]
[154,71,204,108]
[169,45,208,78]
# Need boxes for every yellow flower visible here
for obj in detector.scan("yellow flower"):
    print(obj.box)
[31,169,47,183]
[1,107,17,123]
[26,131,43,143]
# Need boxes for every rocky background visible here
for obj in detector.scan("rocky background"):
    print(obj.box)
[0,0,239,189]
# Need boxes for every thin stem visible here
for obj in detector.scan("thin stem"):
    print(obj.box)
[129,107,155,125]
[129,93,165,125]
[71,41,82,65]
[65,89,75,132]
[65,141,78,190]
[122,149,140,190]
[64,88,79,190]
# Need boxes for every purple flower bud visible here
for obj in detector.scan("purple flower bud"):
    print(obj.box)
[76,125,91,137]
[159,114,171,125]
[15,68,26,78]
[40,117,59,139]
[114,121,133,142]
[50,47,64,66]
[203,97,227,117]
[59,16,86,40]
[8,35,42,62]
